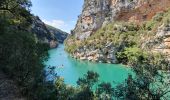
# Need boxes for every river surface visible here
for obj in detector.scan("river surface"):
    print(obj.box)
[45,44,132,86]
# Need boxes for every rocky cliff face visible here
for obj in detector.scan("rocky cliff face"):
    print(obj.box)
[31,16,58,48]
[46,25,68,43]
[72,42,118,63]
[66,0,170,63]
[73,0,170,40]
[155,24,170,55]
[147,23,170,60]
[73,0,137,40]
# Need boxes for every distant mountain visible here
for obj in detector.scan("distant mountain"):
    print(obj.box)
[31,16,68,48]
[46,24,68,43]
[31,16,58,48]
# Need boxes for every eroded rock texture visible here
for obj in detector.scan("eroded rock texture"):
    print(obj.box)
[73,0,170,40]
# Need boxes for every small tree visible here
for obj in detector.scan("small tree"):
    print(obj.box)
[113,54,170,100]
[96,82,114,100]
[75,71,99,100]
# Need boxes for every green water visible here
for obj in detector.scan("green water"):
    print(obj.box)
[45,44,132,86]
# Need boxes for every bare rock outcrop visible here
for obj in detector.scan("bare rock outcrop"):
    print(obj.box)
[31,16,58,48]
[155,24,170,56]
[73,0,139,40]
[72,0,170,40]
[66,0,170,63]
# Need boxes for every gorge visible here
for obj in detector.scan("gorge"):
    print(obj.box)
[45,0,170,97]
[0,0,170,99]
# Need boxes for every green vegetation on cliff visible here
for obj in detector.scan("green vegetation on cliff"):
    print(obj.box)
[65,9,170,64]
[63,9,170,99]
[0,0,169,100]
[46,24,68,43]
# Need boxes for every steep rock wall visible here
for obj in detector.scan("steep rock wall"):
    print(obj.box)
[154,24,170,58]
[73,0,139,40]
[73,0,170,40]
[31,16,58,48]
[66,0,170,63]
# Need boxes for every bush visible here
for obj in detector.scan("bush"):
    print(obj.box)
[116,47,147,65]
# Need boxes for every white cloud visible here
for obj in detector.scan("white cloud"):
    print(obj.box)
[71,20,76,23]
[42,19,66,28]
[42,19,68,32]
[42,19,78,33]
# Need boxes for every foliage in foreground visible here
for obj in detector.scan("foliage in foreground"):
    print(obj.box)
[0,0,54,99]
[63,10,170,100]
[50,53,169,100]
[0,0,170,100]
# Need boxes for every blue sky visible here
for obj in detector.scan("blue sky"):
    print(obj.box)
[31,0,83,33]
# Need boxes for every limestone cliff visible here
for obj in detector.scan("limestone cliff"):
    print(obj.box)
[31,16,68,48]
[156,24,170,59]
[73,0,137,40]
[66,0,170,63]
[73,0,170,40]
[31,16,58,48]
[46,24,68,43]
[145,23,170,60]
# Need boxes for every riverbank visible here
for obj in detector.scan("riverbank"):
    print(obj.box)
[65,41,118,64]
[45,44,133,86]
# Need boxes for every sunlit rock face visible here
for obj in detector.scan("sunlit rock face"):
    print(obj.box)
[73,0,138,40]
[73,0,170,40]
[143,23,170,59]
[66,0,170,63]
[155,24,170,57]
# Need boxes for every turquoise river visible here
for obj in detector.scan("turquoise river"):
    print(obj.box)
[45,44,133,86]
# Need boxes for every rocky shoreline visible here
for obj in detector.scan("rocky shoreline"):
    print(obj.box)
[65,0,170,64]
[69,42,118,64]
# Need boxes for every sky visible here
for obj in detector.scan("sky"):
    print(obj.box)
[31,0,83,33]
